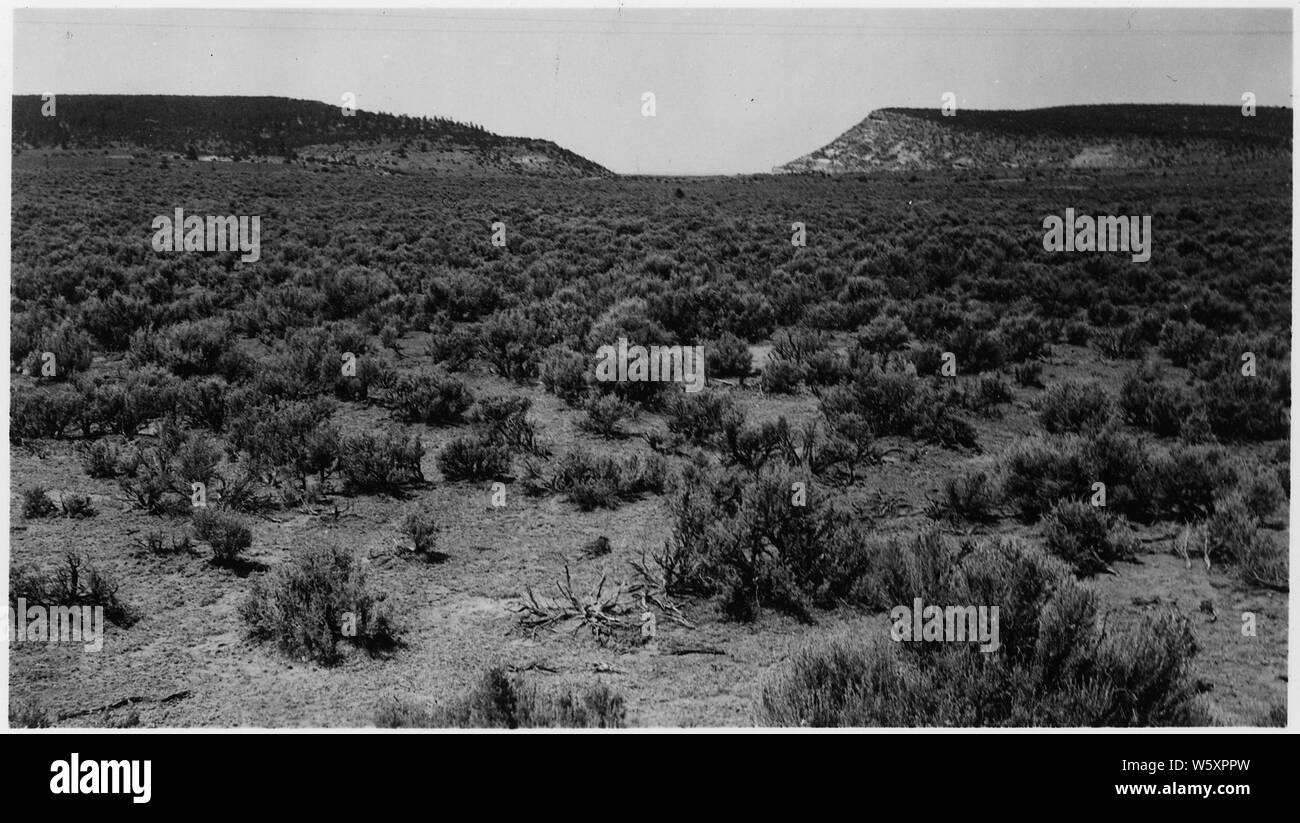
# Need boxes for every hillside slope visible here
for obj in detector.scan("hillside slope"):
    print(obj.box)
[777,105,1291,173]
[12,94,611,176]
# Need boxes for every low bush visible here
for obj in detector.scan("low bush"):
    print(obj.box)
[10,385,84,440]
[543,449,667,511]
[538,345,589,405]
[240,543,399,665]
[760,358,805,394]
[21,486,57,519]
[1091,323,1145,360]
[337,430,426,492]
[10,552,136,627]
[388,370,474,426]
[59,493,96,519]
[706,332,754,378]
[577,393,636,439]
[664,391,743,447]
[192,507,253,564]
[401,506,441,559]
[757,538,1201,727]
[658,467,870,620]
[933,470,1001,523]
[436,434,512,482]
[1119,366,1188,437]
[377,667,626,729]
[1037,380,1114,434]
[821,366,976,449]
[1042,501,1138,576]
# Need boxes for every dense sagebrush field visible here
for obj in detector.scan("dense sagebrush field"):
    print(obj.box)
[9,154,1290,727]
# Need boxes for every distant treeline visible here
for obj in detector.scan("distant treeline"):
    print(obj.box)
[883,104,1292,148]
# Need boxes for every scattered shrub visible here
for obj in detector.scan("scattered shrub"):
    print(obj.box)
[432,432,507,482]
[388,370,474,426]
[577,393,636,439]
[1037,380,1114,434]
[192,507,253,564]
[1042,501,1138,576]
[760,358,805,394]
[707,333,754,378]
[338,430,425,492]
[21,486,57,518]
[240,543,398,665]
[401,507,441,559]
[382,667,626,729]
[538,345,589,405]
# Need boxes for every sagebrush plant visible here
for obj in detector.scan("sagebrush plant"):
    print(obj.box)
[758,538,1202,727]
[388,369,474,426]
[577,392,636,439]
[436,434,511,482]
[1041,501,1138,576]
[538,345,589,405]
[1037,380,1114,434]
[338,429,425,491]
[10,552,137,626]
[934,469,1001,522]
[706,332,754,378]
[401,506,441,558]
[21,486,57,519]
[240,543,399,665]
[375,667,626,729]
[192,507,253,564]
[759,358,805,394]
[80,439,123,478]
[660,465,871,620]
[541,448,667,511]
[664,390,743,447]
[60,493,96,519]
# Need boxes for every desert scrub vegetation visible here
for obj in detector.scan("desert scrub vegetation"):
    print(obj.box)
[1198,497,1287,589]
[998,430,1236,523]
[375,667,626,728]
[664,390,744,447]
[21,486,57,519]
[654,465,873,620]
[1041,501,1139,577]
[538,345,590,405]
[1037,380,1115,434]
[930,469,1001,523]
[387,369,474,426]
[337,429,426,492]
[577,393,637,439]
[400,506,443,561]
[436,433,512,482]
[191,507,254,565]
[523,448,667,511]
[820,365,976,449]
[240,543,398,665]
[10,551,137,627]
[757,538,1203,727]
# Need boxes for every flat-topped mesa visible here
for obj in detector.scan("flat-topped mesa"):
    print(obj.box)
[776,104,1291,173]
[12,94,612,177]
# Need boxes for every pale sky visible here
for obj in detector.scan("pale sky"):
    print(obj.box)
[13,7,1293,174]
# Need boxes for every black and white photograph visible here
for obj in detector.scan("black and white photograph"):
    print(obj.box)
[4,2,1293,744]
